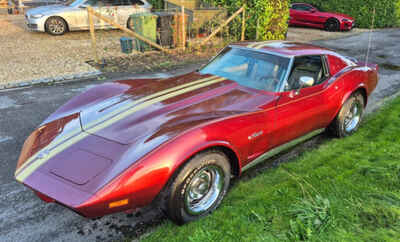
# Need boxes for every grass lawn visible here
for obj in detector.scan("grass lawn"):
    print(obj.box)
[141,97,400,242]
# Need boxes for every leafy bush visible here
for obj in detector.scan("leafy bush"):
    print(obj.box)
[300,0,400,28]
[205,0,290,40]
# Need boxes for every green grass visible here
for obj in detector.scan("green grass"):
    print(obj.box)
[142,97,400,242]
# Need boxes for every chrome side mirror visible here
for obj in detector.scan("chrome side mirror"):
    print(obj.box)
[291,76,315,97]
[299,76,315,88]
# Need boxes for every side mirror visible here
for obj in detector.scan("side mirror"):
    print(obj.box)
[299,76,315,88]
[289,76,315,97]
[310,8,316,13]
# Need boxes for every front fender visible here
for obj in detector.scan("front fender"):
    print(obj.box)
[80,128,241,212]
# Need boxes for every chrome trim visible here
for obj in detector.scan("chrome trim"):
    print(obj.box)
[231,45,294,58]
[241,128,325,172]
[278,56,294,92]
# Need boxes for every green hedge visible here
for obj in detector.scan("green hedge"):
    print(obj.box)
[205,0,290,40]
[300,0,400,28]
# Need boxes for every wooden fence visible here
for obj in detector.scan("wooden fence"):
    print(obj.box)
[86,5,246,64]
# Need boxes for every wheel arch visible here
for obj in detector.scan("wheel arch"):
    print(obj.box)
[173,142,241,178]
[342,86,368,107]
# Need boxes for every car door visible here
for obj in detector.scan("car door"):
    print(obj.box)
[271,55,343,146]
[95,0,119,29]
[116,0,148,27]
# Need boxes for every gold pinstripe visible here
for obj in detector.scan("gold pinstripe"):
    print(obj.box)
[15,75,219,177]
[16,77,226,182]
[82,75,219,130]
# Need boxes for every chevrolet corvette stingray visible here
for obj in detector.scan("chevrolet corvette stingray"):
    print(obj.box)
[15,41,378,224]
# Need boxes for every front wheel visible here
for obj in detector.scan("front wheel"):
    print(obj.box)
[45,17,67,35]
[165,150,231,225]
[325,18,340,32]
[329,93,365,137]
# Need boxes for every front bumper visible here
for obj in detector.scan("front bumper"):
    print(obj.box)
[25,14,46,32]
[22,169,139,218]
[341,20,355,31]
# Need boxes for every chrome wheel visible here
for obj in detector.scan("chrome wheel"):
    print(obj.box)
[184,165,224,215]
[344,100,362,132]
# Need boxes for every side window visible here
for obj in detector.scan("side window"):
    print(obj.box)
[130,0,144,5]
[101,0,119,6]
[295,4,312,11]
[285,55,328,91]
[85,0,100,7]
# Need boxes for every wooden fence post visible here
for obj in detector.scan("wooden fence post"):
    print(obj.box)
[241,6,246,41]
[181,3,186,50]
[87,7,99,64]
[200,6,244,46]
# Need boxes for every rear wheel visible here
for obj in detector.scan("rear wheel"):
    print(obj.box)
[45,17,67,35]
[325,18,340,32]
[329,92,365,137]
[165,150,231,225]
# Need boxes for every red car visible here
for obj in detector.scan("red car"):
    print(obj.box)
[290,3,355,31]
[15,42,378,225]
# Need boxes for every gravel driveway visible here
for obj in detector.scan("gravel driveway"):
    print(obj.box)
[0,14,128,85]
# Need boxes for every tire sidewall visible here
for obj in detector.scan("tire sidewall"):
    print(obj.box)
[167,151,231,224]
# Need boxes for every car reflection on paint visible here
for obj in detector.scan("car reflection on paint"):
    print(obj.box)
[15,41,378,225]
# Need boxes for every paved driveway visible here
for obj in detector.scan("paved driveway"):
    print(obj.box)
[0,29,399,242]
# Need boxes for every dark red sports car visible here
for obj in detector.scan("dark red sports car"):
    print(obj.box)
[290,3,355,31]
[15,41,378,224]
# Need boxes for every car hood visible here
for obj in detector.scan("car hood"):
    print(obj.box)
[79,73,263,145]
[26,4,74,16]
[16,73,273,200]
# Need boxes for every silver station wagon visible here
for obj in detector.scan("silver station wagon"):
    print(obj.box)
[25,0,152,35]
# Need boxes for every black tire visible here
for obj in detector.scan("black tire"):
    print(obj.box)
[325,18,340,32]
[165,150,231,225]
[45,17,67,35]
[329,92,365,138]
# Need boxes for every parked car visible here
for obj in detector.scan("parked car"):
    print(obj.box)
[15,41,378,224]
[25,0,152,35]
[290,3,355,31]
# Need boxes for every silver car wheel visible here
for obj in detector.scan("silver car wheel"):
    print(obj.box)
[47,18,66,34]
[344,100,362,132]
[184,165,224,215]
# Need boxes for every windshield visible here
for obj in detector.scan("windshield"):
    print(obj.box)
[200,47,290,92]
[65,0,86,7]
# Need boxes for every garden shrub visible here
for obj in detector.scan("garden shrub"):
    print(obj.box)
[205,0,290,40]
[300,0,400,28]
